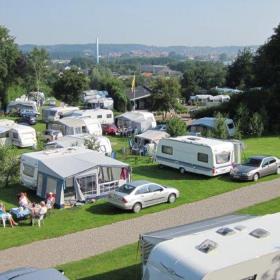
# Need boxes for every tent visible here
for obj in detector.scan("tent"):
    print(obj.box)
[21,148,130,207]
[115,111,157,133]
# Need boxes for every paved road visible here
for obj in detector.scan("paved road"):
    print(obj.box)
[0,178,280,272]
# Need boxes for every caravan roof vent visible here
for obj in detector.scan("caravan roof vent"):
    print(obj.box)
[234,225,246,231]
[196,239,218,254]
[216,227,235,236]
[249,228,270,239]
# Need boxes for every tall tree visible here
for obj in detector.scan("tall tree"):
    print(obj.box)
[53,69,89,104]
[226,48,254,89]
[151,77,181,118]
[27,47,49,92]
[0,25,20,108]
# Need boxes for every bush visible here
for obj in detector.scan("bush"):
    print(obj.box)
[166,117,187,137]
[249,113,264,136]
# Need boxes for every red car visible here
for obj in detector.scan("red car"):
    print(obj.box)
[102,124,120,135]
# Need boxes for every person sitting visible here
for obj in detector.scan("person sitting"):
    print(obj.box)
[0,202,18,228]
[32,201,48,227]
[18,192,30,208]
[46,192,55,209]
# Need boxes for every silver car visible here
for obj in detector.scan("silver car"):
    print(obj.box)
[230,156,280,182]
[107,180,180,213]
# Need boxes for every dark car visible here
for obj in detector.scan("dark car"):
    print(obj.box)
[230,156,280,181]
[102,124,120,135]
[20,115,37,125]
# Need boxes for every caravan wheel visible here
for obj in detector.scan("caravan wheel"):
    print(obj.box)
[179,167,185,174]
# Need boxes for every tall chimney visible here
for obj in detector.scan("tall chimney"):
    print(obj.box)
[96,37,99,64]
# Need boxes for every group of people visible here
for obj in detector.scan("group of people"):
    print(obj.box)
[0,192,56,228]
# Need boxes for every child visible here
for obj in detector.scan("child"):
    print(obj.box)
[0,202,18,227]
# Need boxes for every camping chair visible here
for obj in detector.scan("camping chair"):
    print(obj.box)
[0,216,6,228]
[32,213,46,227]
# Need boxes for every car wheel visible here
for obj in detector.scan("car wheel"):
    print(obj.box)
[132,203,142,213]
[253,173,259,182]
[179,167,185,174]
[276,167,280,175]
[168,193,176,204]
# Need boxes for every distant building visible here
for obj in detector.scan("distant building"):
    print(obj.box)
[126,86,152,110]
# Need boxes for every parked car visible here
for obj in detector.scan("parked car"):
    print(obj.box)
[230,155,280,181]
[107,180,179,213]
[20,115,37,125]
[43,129,63,142]
[0,267,68,280]
[102,123,120,135]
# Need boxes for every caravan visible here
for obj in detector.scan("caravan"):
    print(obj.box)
[156,136,240,176]
[42,106,79,123]
[142,213,280,280]
[70,109,114,125]
[47,117,102,136]
[20,147,130,207]
[6,100,39,115]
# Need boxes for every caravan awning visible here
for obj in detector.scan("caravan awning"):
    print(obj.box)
[135,130,170,142]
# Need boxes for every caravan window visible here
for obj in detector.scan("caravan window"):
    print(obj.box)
[227,122,234,129]
[216,152,231,164]
[23,164,35,177]
[12,132,19,139]
[162,145,173,155]
[198,153,208,163]
[97,115,102,119]
[106,114,112,119]
[240,275,257,280]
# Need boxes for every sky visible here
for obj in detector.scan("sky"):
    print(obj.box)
[0,0,279,46]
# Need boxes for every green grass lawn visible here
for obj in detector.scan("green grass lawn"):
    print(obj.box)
[0,136,280,250]
[58,197,280,280]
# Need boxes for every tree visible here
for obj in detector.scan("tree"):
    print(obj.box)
[53,69,89,104]
[0,145,19,188]
[166,117,187,137]
[226,48,254,89]
[0,25,20,108]
[151,77,181,118]
[213,112,228,139]
[27,47,49,92]
[249,113,264,136]
[84,136,100,151]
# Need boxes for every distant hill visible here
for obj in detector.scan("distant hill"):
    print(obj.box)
[19,43,258,60]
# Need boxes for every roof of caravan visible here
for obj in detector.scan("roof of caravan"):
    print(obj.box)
[57,118,85,127]
[149,212,280,278]
[11,124,36,133]
[135,130,170,142]
[164,136,233,149]
[116,111,155,122]
[21,147,128,179]
[48,106,79,112]
[0,119,15,127]
[72,109,113,116]
[190,117,233,128]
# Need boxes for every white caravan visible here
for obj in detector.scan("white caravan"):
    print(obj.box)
[42,106,79,123]
[9,124,37,148]
[143,212,280,280]
[0,120,15,145]
[47,117,102,136]
[45,134,112,156]
[70,109,114,124]
[85,97,114,110]
[189,117,236,137]
[6,100,39,115]
[156,136,239,176]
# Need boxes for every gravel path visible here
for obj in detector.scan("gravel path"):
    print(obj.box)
[0,178,280,272]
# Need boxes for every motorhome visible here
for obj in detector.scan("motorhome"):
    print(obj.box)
[42,106,79,123]
[116,111,157,133]
[45,134,112,155]
[20,147,130,207]
[188,117,236,137]
[142,213,280,280]
[47,117,102,136]
[70,109,114,125]
[156,136,241,176]
[6,100,39,115]
[9,124,37,148]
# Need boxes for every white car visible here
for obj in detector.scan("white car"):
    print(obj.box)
[107,180,179,213]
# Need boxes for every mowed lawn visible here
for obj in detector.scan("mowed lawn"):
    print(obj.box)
[58,197,280,280]
[0,136,280,250]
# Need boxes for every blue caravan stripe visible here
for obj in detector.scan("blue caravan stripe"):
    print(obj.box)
[156,156,232,172]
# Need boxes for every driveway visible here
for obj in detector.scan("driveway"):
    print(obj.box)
[0,177,280,271]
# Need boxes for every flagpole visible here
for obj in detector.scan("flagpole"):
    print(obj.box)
[132,73,136,111]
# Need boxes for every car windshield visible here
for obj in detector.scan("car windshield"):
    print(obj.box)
[116,184,135,194]
[244,158,262,167]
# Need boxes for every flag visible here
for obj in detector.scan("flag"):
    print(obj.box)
[131,74,136,92]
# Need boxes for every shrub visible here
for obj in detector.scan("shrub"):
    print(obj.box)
[166,117,187,137]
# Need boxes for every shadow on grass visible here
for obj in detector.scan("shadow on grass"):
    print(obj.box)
[77,264,141,280]
[86,202,128,216]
